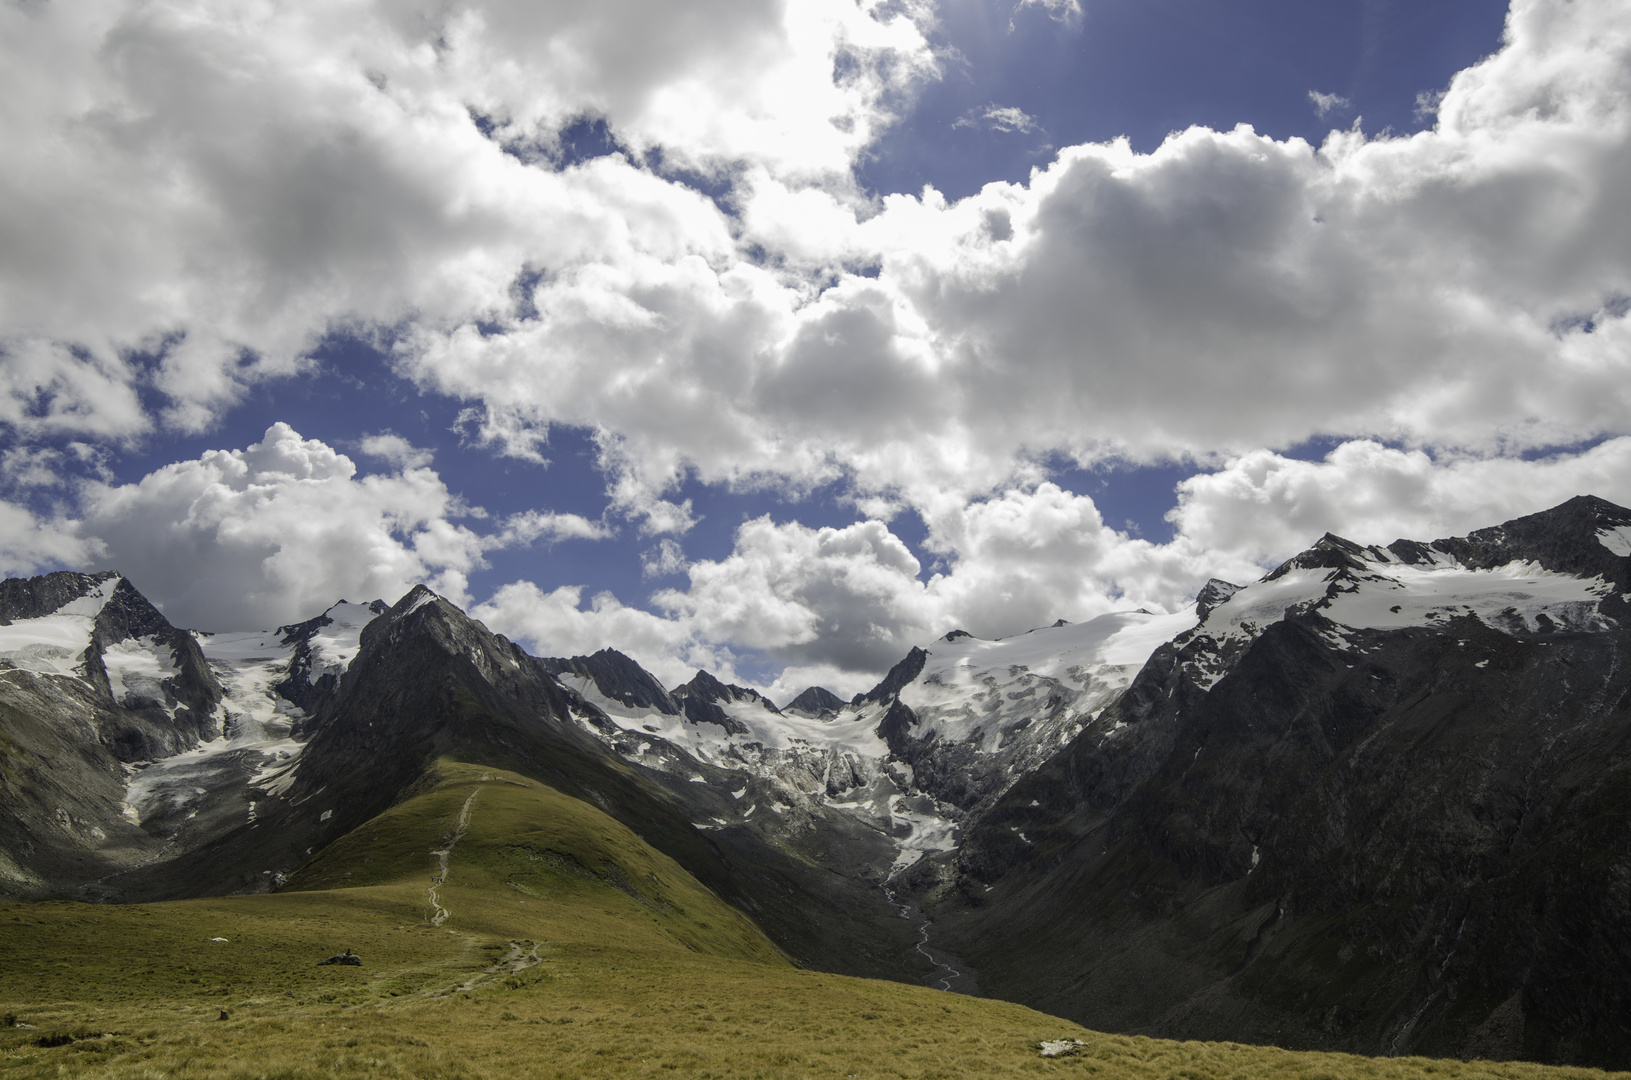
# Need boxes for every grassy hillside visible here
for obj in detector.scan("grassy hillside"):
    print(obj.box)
[1,761,1627,1079]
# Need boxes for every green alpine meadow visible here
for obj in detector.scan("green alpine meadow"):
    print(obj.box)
[4,762,1627,1080]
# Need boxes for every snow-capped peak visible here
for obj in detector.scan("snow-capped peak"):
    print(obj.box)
[1175,517,1626,693]
[882,608,1198,756]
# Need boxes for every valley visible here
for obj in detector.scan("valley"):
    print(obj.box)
[2,763,1623,1079]
[3,496,1631,1072]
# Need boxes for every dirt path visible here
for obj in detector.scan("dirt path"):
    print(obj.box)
[426,788,480,927]
[456,940,544,993]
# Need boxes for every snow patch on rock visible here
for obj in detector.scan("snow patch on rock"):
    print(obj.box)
[102,636,180,709]
[1182,545,1620,691]
[1596,526,1631,558]
[305,601,383,679]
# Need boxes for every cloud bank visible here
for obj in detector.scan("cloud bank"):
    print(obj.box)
[2,0,1629,693]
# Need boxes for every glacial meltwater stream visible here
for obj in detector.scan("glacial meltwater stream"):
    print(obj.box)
[880,883,981,995]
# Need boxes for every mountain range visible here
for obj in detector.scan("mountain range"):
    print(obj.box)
[3,495,1629,1067]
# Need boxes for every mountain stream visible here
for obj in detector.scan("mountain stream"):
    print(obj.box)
[881,883,980,995]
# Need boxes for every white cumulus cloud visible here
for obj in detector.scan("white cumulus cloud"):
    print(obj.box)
[403,0,1631,523]
[64,422,604,630]
[74,423,487,629]
[3,0,1631,691]
[0,0,936,451]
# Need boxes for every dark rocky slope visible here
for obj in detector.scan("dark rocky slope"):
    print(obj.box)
[938,496,1631,1067]
[785,685,846,719]
[541,647,682,715]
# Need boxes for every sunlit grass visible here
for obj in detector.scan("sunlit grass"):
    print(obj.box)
[1,762,1625,1079]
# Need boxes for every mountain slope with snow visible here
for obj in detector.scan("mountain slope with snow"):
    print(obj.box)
[0,574,396,900]
[943,494,1631,1066]
[549,606,1204,889]
[0,571,225,895]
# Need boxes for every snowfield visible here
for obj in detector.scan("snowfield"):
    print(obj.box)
[103,636,181,711]
[897,609,1198,750]
[565,607,1199,879]
[1206,557,1613,642]
[1179,541,1622,691]
[0,575,117,677]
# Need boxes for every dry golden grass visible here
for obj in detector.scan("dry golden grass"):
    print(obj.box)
[1,763,1625,1080]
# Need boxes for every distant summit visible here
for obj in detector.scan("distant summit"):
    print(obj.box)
[784,685,845,719]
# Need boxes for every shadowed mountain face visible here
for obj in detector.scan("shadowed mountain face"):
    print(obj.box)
[540,648,680,715]
[2,496,1630,1065]
[784,685,846,719]
[938,496,1631,1068]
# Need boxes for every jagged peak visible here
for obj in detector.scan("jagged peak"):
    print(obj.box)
[1551,493,1631,520]
[1416,495,1631,584]
[1479,494,1631,542]
[668,669,771,733]
[276,597,391,644]
[672,669,775,710]
[384,584,446,622]
[547,645,654,673]
[1316,532,1367,554]
[1263,532,1374,582]
[856,645,928,706]
[0,571,181,643]
[543,648,681,716]
[322,598,389,616]
[1194,578,1244,619]
[587,646,639,664]
[676,668,729,697]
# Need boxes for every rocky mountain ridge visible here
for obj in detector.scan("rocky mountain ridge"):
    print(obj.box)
[938,495,1631,1067]
[1,495,1629,1064]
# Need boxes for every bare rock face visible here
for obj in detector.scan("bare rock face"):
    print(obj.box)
[941,496,1631,1068]
[1193,578,1243,618]
[670,670,776,735]
[89,577,224,758]
[273,599,391,727]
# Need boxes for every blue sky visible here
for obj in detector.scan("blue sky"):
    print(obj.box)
[3,0,1629,697]
[864,0,1510,197]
